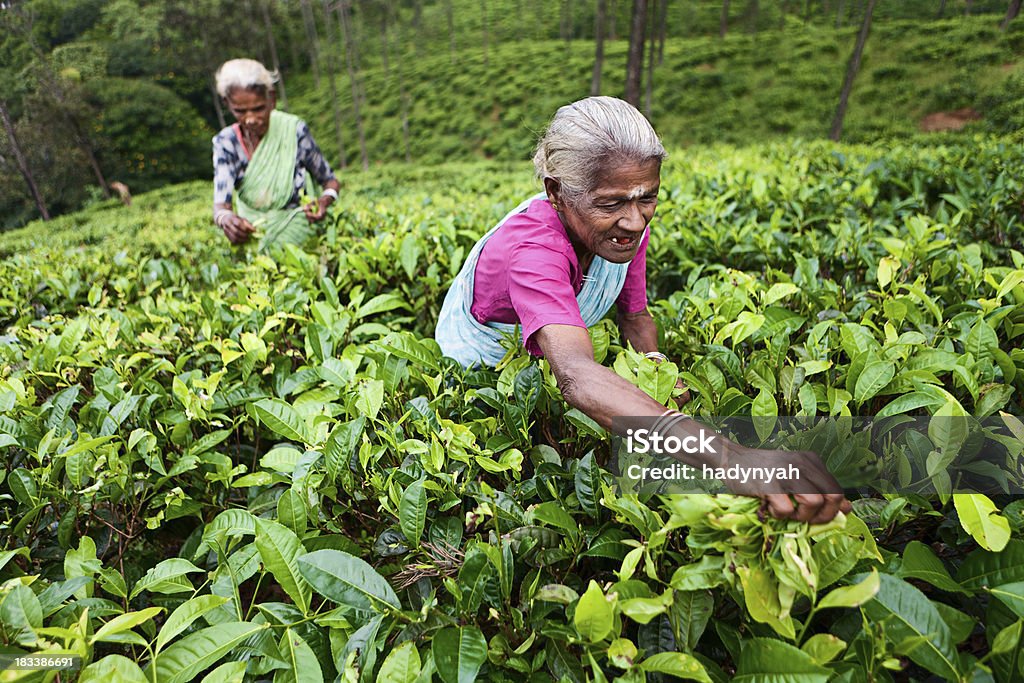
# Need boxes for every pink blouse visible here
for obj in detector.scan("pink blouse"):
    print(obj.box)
[471,198,649,355]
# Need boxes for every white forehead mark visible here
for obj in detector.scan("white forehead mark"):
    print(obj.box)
[625,185,656,200]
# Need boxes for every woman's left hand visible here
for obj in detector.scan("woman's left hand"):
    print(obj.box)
[304,196,332,222]
[674,378,691,406]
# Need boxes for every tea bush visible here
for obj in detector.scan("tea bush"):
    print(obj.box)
[3,139,1024,681]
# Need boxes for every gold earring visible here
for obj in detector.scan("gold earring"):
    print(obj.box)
[551,201,559,211]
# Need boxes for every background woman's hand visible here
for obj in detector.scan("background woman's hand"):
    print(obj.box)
[303,196,332,222]
[220,213,255,244]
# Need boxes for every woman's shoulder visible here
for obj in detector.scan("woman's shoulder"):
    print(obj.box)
[212,125,237,146]
[497,197,572,251]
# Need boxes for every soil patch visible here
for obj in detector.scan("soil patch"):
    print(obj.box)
[919,107,982,132]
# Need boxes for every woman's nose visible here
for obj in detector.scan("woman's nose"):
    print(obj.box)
[620,201,647,231]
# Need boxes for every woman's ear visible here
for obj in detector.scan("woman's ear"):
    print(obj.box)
[269,89,278,108]
[543,177,561,205]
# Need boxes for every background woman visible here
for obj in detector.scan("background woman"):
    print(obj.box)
[436,96,850,523]
[211,58,340,250]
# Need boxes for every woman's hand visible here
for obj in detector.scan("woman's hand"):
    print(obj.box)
[535,324,849,523]
[217,211,255,244]
[723,444,851,524]
[303,195,332,222]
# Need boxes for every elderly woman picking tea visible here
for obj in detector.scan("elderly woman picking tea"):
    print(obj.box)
[211,58,340,250]
[436,96,850,523]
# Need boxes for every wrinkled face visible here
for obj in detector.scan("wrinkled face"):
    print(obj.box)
[552,158,661,264]
[226,87,275,139]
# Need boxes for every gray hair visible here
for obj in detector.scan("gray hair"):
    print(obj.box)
[533,96,666,209]
[215,59,278,99]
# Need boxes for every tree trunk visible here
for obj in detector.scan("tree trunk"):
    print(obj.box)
[261,0,287,109]
[747,0,760,34]
[591,0,607,96]
[936,0,947,19]
[625,0,647,106]
[321,0,347,169]
[829,0,876,141]
[609,0,618,40]
[645,0,656,117]
[720,0,730,38]
[446,0,456,63]
[413,0,423,55]
[0,99,49,220]
[780,0,789,29]
[657,0,668,64]
[379,2,390,75]
[835,0,845,28]
[210,81,227,129]
[1001,0,1022,31]
[243,0,268,65]
[337,1,368,170]
[481,0,489,67]
[300,0,322,89]
[966,0,973,16]
[386,0,412,162]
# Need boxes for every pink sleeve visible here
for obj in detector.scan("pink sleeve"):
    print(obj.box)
[508,243,586,355]
[615,230,650,314]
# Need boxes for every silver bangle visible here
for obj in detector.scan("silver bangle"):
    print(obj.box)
[644,351,669,364]
[214,209,233,228]
[321,188,339,201]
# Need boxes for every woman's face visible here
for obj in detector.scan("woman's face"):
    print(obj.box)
[226,88,275,139]
[551,158,661,264]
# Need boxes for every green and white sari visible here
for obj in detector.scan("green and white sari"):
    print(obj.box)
[236,110,314,251]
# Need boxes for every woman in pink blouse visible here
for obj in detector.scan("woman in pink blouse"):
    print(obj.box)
[436,96,849,523]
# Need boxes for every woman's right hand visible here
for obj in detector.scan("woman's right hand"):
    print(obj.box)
[219,213,255,244]
[723,444,851,524]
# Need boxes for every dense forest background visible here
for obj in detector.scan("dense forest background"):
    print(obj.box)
[1,0,1023,230]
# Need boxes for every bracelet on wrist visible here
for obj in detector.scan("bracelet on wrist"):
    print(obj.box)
[214,209,233,228]
[321,188,339,202]
[644,351,669,364]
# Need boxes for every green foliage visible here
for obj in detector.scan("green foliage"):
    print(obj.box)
[85,77,213,192]
[3,139,1024,679]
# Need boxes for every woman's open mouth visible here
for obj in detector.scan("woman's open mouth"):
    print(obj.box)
[609,235,638,249]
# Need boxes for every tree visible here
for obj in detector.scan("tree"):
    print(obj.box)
[829,0,877,141]
[645,0,657,117]
[337,0,368,170]
[481,0,489,67]
[299,0,322,89]
[320,0,347,169]
[0,98,48,221]
[386,0,412,163]
[720,0,730,38]
[2,6,110,198]
[260,0,287,109]
[1001,0,1022,31]
[746,0,760,35]
[625,0,647,106]
[445,0,456,63]
[657,0,668,63]
[590,0,607,96]
[377,0,391,75]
